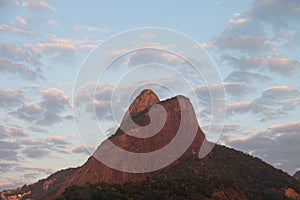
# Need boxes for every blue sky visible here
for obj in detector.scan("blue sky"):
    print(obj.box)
[1,0,300,191]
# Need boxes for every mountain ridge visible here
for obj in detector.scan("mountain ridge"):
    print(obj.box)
[1,90,299,200]
[0,90,206,199]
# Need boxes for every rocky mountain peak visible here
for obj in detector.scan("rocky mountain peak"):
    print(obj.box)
[127,89,160,116]
[2,90,299,200]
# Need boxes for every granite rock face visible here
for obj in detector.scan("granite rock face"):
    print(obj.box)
[61,90,205,193]
[0,90,206,199]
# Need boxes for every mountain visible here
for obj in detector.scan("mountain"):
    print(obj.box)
[58,145,300,200]
[294,171,300,181]
[1,90,300,200]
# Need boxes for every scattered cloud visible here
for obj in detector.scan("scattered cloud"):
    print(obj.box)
[0,125,28,138]
[0,16,33,36]
[127,49,185,67]
[225,121,300,174]
[227,101,252,115]
[0,89,28,109]
[22,146,49,158]
[215,34,275,54]
[21,135,71,158]
[11,103,44,122]
[36,88,70,125]
[0,0,19,5]
[20,166,54,174]
[223,55,300,77]
[251,0,300,28]
[200,42,213,49]
[22,0,55,11]
[0,42,45,80]
[0,24,32,35]
[0,59,40,80]
[0,141,20,161]
[224,71,272,83]
[40,88,70,114]
[0,161,18,173]
[194,82,254,102]
[71,145,95,155]
[74,25,108,33]
[228,13,248,25]
[15,16,29,27]
[10,88,71,125]
[24,34,96,63]
[227,86,300,121]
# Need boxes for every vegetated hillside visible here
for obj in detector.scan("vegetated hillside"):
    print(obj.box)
[57,144,300,200]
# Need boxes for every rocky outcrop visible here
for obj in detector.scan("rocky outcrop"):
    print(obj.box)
[2,89,299,200]
[126,89,159,116]
[60,92,205,193]
[0,90,205,199]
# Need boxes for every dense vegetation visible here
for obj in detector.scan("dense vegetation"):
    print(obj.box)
[57,145,300,200]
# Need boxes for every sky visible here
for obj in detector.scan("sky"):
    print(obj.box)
[1,0,300,191]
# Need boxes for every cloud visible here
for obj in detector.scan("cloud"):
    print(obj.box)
[227,86,300,121]
[0,0,19,5]
[0,16,33,36]
[25,35,77,62]
[10,103,43,122]
[215,34,275,54]
[0,89,28,109]
[227,101,252,115]
[213,0,300,54]
[15,16,29,27]
[224,71,272,83]
[7,125,28,137]
[194,83,254,103]
[71,145,95,155]
[37,88,70,125]
[22,146,49,158]
[23,136,70,147]
[268,121,300,134]
[203,123,251,138]
[21,135,71,158]
[200,42,213,49]
[0,42,31,62]
[212,10,277,54]
[225,121,300,174]
[20,166,54,174]
[127,49,185,67]
[24,34,95,63]
[0,42,44,80]
[223,55,300,77]
[0,125,9,138]
[22,0,55,11]
[40,88,70,114]
[251,0,300,28]
[261,86,297,99]
[0,141,20,161]
[10,88,71,126]
[74,25,108,33]
[0,24,32,35]
[46,136,70,146]
[0,59,40,80]
[0,125,28,138]
[0,161,18,173]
